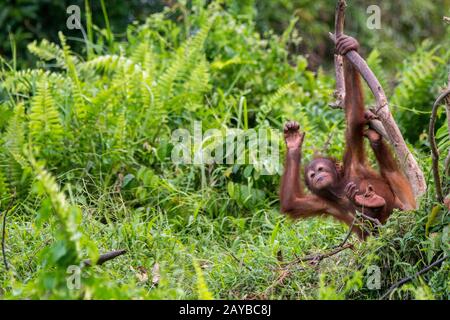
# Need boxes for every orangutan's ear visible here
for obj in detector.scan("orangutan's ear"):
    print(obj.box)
[335,162,343,176]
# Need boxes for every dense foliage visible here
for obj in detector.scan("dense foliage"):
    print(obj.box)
[0,1,448,299]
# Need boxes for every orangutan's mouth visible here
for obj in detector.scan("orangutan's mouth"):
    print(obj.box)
[315,176,325,184]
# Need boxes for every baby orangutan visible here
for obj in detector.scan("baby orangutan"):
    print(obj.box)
[280,35,416,239]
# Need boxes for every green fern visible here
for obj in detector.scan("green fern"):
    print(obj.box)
[183,55,211,98]
[391,42,443,109]
[2,103,30,196]
[0,168,9,202]
[29,81,64,156]
[1,69,68,95]
[28,155,82,264]
[193,259,214,300]
[59,32,87,121]
[390,41,446,142]
[82,55,144,76]
[27,39,67,68]
[130,40,156,79]
[256,82,295,125]
[435,121,449,156]
[4,103,27,167]
[157,17,214,101]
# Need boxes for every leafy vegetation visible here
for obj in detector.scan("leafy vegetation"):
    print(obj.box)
[0,1,448,299]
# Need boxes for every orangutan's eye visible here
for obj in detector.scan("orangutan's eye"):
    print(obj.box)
[309,173,315,179]
[317,166,323,172]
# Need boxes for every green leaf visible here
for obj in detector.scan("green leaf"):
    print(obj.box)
[122,174,135,188]
[426,205,441,236]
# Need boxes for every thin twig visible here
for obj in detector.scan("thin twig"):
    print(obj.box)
[330,0,347,109]
[429,86,450,203]
[380,255,449,300]
[358,211,382,227]
[445,151,450,177]
[268,240,354,294]
[224,249,253,272]
[82,249,127,267]
[445,74,450,178]
[1,208,9,271]
[334,217,356,248]
[281,243,353,268]
[265,268,291,296]
[323,127,337,153]
[26,239,52,271]
[1,194,16,272]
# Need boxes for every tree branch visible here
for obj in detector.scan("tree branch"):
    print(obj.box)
[83,249,127,267]
[444,73,450,182]
[329,2,389,140]
[225,250,253,272]
[428,82,450,203]
[281,243,353,268]
[329,2,427,199]
[330,0,346,109]
[380,255,449,300]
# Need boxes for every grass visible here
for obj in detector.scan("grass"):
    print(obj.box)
[2,181,447,299]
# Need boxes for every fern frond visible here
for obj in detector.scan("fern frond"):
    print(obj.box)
[130,40,150,65]
[28,155,82,260]
[81,54,146,76]
[390,41,446,141]
[59,32,87,121]
[157,17,214,100]
[193,259,213,300]
[27,39,66,68]
[257,82,295,124]
[3,104,30,195]
[391,42,442,109]
[4,103,27,167]
[183,55,211,97]
[29,81,64,156]
[0,168,9,201]
[1,69,69,95]
[266,82,295,108]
